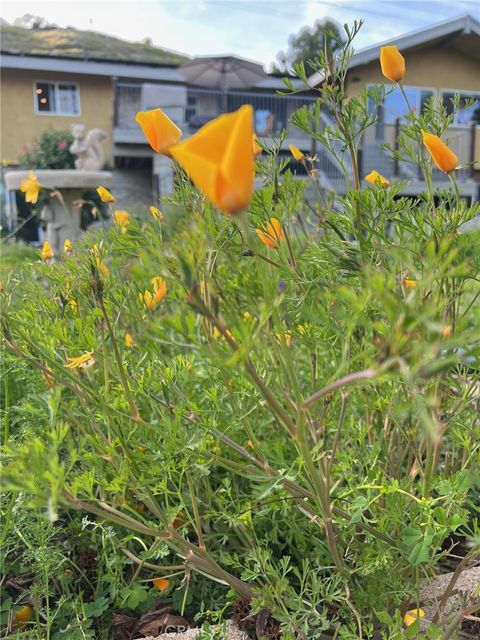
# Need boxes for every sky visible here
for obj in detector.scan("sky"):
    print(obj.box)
[1,0,479,69]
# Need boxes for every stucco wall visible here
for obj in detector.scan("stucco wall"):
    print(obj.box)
[346,46,480,97]
[0,68,114,165]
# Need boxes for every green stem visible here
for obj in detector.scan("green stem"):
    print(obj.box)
[97,297,140,421]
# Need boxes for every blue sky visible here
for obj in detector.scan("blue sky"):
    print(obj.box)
[1,0,479,69]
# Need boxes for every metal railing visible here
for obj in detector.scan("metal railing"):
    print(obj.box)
[114,83,316,140]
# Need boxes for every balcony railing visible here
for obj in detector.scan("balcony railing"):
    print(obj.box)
[113,83,317,147]
[113,83,479,193]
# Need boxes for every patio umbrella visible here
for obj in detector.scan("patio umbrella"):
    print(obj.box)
[180,55,266,111]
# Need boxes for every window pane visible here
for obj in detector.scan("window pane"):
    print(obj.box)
[58,84,79,115]
[383,86,417,124]
[442,92,480,125]
[35,82,55,112]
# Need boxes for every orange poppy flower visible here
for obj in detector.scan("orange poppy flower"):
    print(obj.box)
[421,130,458,173]
[365,170,389,187]
[135,108,182,155]
[256,218,283,248]
[153,578,169,591]
[170,105,254,214]
[380,46,405,83]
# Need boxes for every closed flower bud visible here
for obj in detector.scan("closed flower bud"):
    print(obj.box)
[421,130,458,173]
[380,46,405,83]
[136,108,182,155]
[289,144,304,161]
[41,240,54,261]
[256,218,283,248]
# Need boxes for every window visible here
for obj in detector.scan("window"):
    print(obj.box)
[34,81,80,115]
[368,85,435,140]
[441,91,480,125]
[369,85,434,124]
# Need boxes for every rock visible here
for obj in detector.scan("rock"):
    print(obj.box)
[418,566,480,631]
[138,620,249,640]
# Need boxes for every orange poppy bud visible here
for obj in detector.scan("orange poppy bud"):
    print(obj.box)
[124,332,134,348]
[404,278,417,288]
[442,324,452,337]
[113,210,130,232]
[150,206,164,220]
[256,218,283,248]
[365,170,389,187]
[289,144,304,161]
[173,510,186,528]
[96,186,115,203]
[380,46,405,83]
[153,578,169,591]
[41,241,54,261]
[135,108,182,155]
[170,105,254,214]
[14,605,33,625]
[421,130,458,173]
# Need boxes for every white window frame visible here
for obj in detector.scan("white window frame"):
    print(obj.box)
[33,80,81,116]
[439,88,480,127]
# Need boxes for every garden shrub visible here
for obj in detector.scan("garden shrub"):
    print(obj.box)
[1,22,479,640]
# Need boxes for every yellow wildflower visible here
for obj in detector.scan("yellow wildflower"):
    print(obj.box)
[140,277,167,310]
[64,239,73,254]
[96,186,115,203]
[64,351,95,369]
[113,210,130,233]
[289,144,304,161]
[256,218,283,248]
[404,278,417,288]
[365,170,389,187]
[150,205,164,220]
[124,332,134,348]
[41,241,54,261]
[403,609,425,628]
[20,172,41,204]
[275,331,292,347]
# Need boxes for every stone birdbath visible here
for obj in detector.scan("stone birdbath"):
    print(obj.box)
[5,124,113,257]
